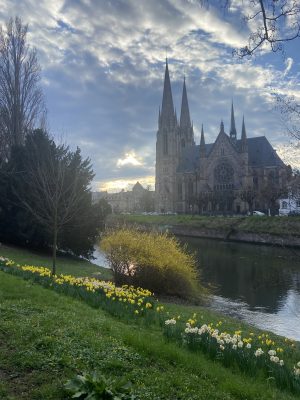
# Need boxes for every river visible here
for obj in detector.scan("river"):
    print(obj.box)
[93,238,300,341]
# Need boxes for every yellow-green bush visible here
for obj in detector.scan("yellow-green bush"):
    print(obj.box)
[100,228,202,300]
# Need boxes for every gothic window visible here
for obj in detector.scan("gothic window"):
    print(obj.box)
[221,147,225,156]
[214,162,234,184]
[181,138,185,148]
[253,173,258,189]
[188,181,193,198]
[268,170,279,184]
[296,201,300,208]
[163,134,168,155]
[282,201,288,209]
[177,182,182,200]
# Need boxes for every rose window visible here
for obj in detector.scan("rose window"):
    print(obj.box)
[214,162,234,184]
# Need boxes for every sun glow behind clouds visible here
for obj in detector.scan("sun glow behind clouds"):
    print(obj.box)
[97,175,155,193]
[116,151,143,167]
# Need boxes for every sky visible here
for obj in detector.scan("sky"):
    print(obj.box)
[1,0,300,192]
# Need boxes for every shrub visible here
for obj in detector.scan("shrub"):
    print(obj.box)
[100,228,202,300]
[64,371,137,399]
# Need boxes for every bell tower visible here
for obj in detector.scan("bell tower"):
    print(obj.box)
[155,60,178,213]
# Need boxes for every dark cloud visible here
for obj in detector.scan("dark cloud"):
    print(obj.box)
[0,0,299,190]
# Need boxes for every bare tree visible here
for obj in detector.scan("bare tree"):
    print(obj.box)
[275,94,300,142]
[199,1,300,56]
[240,187,258,214]
[0,17,44,161]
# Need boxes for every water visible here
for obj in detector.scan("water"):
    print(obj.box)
[93,238,300,341]
[179,237,300,341]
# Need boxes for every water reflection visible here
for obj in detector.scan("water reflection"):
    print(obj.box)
[179,237,300,340]
[93,238,300,340]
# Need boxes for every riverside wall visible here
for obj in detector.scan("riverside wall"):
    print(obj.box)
[107,220,300,247]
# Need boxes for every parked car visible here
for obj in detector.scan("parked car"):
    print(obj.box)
[252,210,265,216]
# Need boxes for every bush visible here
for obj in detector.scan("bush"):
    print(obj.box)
[100,228,202,300]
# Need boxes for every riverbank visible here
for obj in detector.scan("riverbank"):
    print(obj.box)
[2,272,300,400]
[1,245,300,400]
[108,214,300,247]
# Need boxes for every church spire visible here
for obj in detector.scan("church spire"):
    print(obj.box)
[241,115,248,152]
[220,120,225,134]
[160,58,175,128]
[230,101,237,141]
[200,124,206,157]
[180,76,192,129]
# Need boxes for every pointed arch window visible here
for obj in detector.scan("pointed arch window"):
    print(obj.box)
[178,181,183,200]
[163,134,168,155]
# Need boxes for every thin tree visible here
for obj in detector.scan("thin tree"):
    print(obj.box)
[0,17,44,161]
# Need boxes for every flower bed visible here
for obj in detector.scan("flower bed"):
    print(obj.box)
[0,257,164,324]
[1,256,300,396]
[164,317,300,394]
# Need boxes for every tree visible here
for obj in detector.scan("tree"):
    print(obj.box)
[200,1,300,56]
[3,130,102,274]
[0,17,44,162]
[240,187,258,214]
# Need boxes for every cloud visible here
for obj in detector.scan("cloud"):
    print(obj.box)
[0,0,299,192]
[284,57,293,76]
[117,151,143,167]
[96,175,155,193]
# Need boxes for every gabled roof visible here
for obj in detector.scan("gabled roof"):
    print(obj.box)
[177,136,285,173]
[244,136,284,167]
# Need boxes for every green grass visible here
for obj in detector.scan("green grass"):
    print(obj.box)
[1,272,300,400]
[0,243,112,280]
[110,214,300,237]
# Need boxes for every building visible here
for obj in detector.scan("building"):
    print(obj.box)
[155,60,288,214]
[279,175,300,215]
[93,182,155,214]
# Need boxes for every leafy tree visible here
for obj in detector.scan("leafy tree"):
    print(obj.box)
[0,17,44,163]
[101,228,203,300]
[0,130,105,274]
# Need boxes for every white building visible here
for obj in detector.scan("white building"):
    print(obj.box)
[279,196,300,215]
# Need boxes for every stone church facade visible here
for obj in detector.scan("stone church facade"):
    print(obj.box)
[155,61,288,214]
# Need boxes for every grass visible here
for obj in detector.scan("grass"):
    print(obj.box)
[110,214,300,237]
[1,244,300,399]
[1,271,300,400]
[0,243,112,280]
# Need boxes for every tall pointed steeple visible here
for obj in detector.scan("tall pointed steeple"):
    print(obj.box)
[230,101,237,141]
[160,59,175,128]
[180,77,192,129]
[241,115,248,152]
[200,124,206,157]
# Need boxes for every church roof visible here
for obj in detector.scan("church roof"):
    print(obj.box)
[177,136,284,173]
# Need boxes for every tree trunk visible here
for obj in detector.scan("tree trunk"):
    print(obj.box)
[52,210,58,275]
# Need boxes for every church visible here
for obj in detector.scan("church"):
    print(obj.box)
[155,61,288,214]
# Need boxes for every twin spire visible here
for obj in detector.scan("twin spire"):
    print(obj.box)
[160,59,192,130]
[160,60,247,152]
[160,59,175,125]
[180,76,192,129]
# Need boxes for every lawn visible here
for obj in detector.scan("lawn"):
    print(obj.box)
[0,243,112,280]
[110,214,300,237]
[1,271,300,400]
[1,243,300,399]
